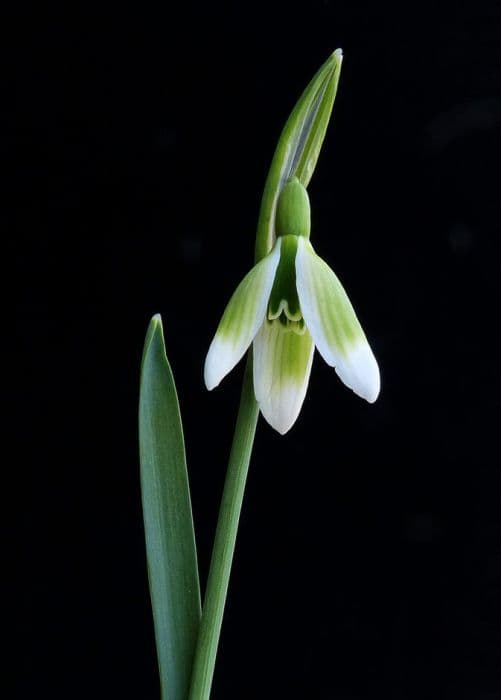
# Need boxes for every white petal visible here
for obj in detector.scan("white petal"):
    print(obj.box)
[295,237,380,403]
[204,239,282,390]
[253,320,314,434]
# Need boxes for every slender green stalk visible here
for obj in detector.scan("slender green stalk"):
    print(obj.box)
[188,358,259,700]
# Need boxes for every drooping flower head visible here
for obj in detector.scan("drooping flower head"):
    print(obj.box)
[204,177,380,434]
[204,49,380,433]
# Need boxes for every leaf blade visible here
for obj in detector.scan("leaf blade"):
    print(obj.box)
[139,314,201,700]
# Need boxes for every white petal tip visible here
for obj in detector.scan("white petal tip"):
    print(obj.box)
[263,412,295,435]
[203,364,219,391]
[204,372,219,391]
[204,240,282,392]
[260,411,296,435]
[258,383,306,435]
[204,337,241,391]
[335,341,381,404]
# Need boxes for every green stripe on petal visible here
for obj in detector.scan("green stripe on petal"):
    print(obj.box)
[268,235,301,321]
[204,239,282,390]
[253,318,315,434]
[295,237,380,403]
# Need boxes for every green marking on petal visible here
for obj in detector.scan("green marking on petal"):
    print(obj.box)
[253,319,315,434]
[275,316,307,335]
[268,235,301,322]
[217,241,280,342]
[295,237,380,402]
[295,237,364,357]
[204,240,281,390]
[292,318,307,335]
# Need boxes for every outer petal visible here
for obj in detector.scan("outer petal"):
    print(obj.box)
[253,321,315,434]
[295,237,380,403]
[204,239,281,390]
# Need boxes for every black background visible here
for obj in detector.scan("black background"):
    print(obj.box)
[10,1,501,698]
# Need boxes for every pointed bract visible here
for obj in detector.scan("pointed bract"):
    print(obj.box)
[255,49,343,261]
[295,237,380,403]
[204,239,282,390]
[253,320,315,434]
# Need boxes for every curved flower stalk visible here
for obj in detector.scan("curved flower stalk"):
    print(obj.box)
[205,177,380,434]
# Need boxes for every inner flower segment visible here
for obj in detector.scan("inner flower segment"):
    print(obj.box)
[267,235,305,335]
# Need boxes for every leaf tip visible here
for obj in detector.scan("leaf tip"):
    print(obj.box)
[142,314,166,371]
[146,313,164,342]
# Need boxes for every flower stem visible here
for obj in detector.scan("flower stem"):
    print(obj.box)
[188,357,259,700]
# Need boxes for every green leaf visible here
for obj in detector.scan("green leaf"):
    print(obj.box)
[139,315,201,700]
[255,49,343,262]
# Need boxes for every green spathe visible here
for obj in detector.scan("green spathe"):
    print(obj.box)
[255,49,343,262]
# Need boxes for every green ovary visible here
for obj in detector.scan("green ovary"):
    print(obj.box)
[275,177,311,239]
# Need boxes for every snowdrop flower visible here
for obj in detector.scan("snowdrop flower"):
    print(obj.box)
[204,176,380,435]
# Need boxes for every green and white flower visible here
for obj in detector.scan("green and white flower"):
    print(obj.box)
[204,177,380,434]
